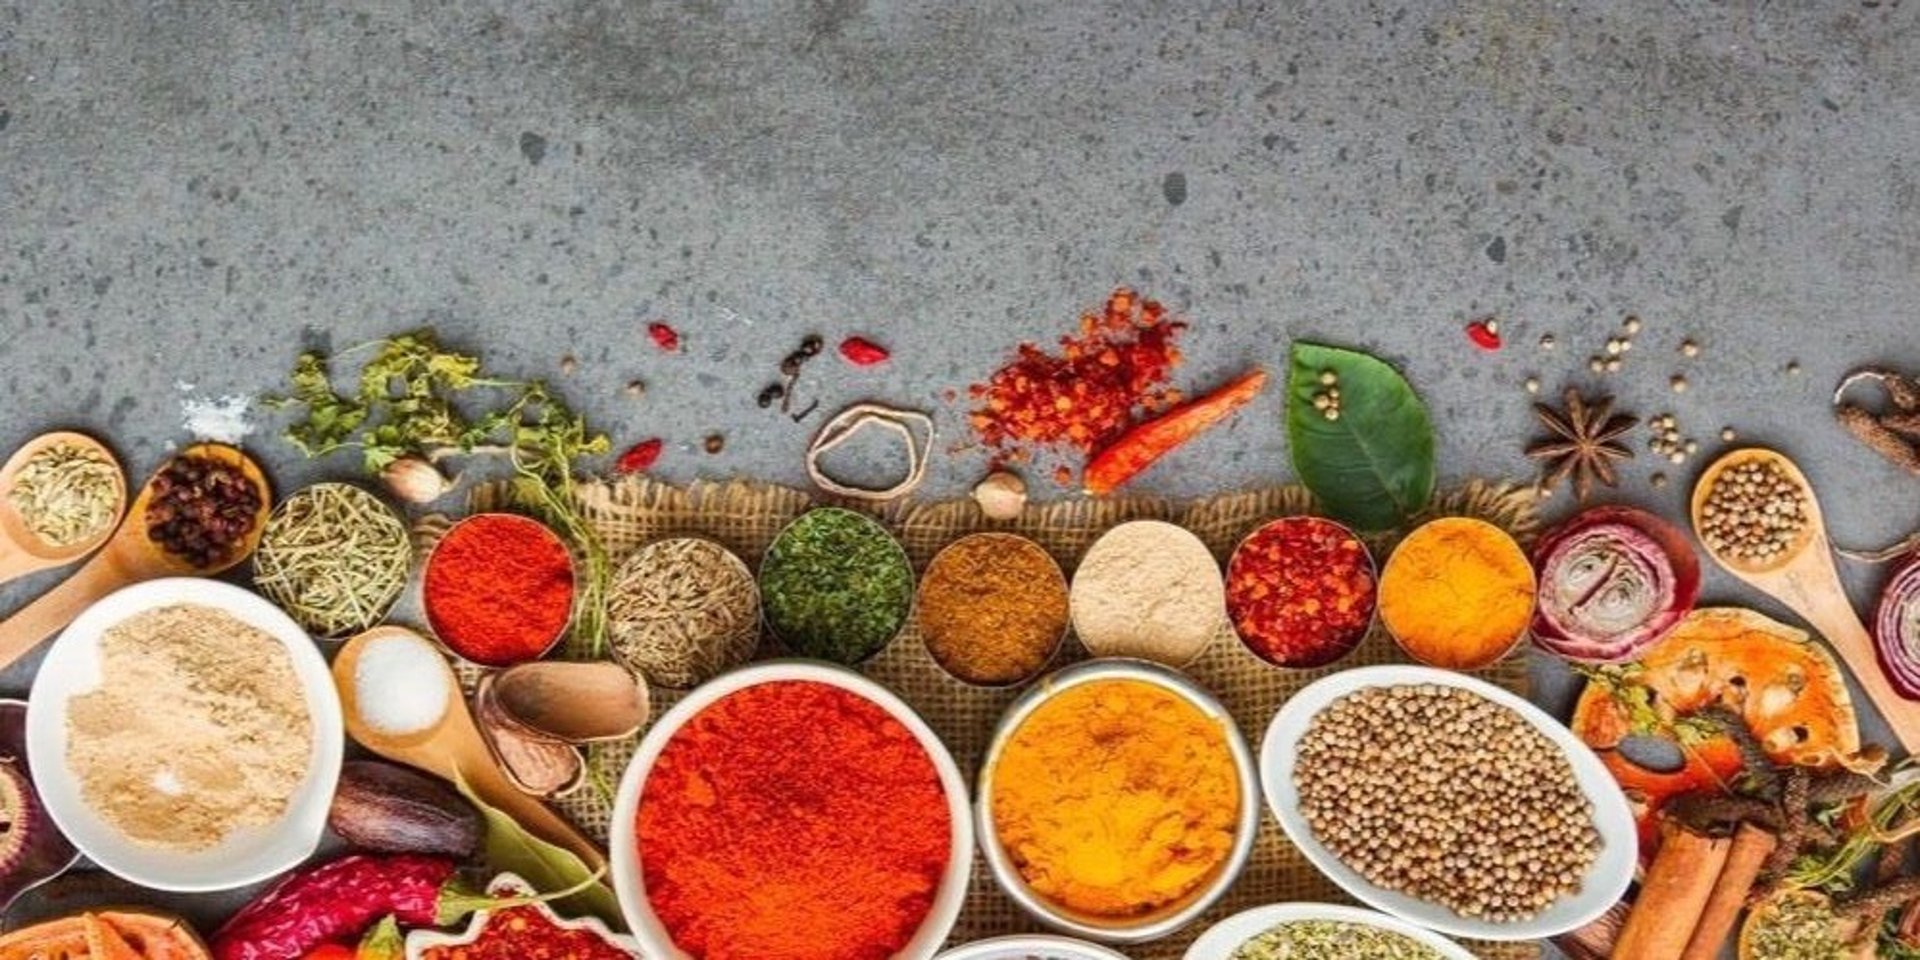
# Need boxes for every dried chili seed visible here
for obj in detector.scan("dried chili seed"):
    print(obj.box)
[614,438,664,474]
[838,336,891,366]
[1466,318,1503,351]
[1227,516,1376,668]
[647,323,680,352]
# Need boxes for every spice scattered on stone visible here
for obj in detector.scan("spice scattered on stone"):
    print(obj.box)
[1294,684,1601,923]
[1700,458,1810,564]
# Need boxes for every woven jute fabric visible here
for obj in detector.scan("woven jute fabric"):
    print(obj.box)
[467,477,1546,960]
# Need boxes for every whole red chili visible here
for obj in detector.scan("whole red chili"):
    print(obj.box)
[212,855,480,960]
[1227,516,1377,668]
[1083,367,1268,495]
[614,438,664,474]
[424,514,575,666]
[838,336,890,366]
[637,681,951,960]
[1466,318,1502,351]
[647,322,680,352]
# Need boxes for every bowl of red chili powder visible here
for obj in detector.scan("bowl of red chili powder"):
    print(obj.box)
[422,513,576,667]
[1225,516,1378,669]
[611,662,972,960]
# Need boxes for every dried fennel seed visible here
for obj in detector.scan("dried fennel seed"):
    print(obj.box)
[1230,920,1445,960]
[7,442,118,547]
[253,483,411,637]
[608,538,760,688]
[1294,684,1601,923]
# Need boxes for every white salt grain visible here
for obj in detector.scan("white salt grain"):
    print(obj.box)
[355,633,451,736]
[180,393,256,444]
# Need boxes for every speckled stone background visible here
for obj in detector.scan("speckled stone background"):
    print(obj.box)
[3,1,1918,953]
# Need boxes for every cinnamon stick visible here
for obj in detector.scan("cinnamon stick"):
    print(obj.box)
[1680,822,1779,960]
[1614,823,1734,960]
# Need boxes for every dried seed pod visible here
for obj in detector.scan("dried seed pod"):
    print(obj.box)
[328,760,482,858]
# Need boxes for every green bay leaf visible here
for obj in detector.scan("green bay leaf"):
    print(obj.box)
[453,773,625,930]
[1287,342,1436,531]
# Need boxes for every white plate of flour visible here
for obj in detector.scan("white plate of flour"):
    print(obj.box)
[27,577,343,891]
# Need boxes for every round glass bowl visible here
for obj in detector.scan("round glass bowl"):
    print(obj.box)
[977,659,1260,942]
[918,532,1069,687]
[1225,516,1377,669]
[422,513,576,667]
[759,507,915,665]
[1070,520,1225,667]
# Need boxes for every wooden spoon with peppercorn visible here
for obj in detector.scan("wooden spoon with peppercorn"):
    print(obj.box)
[1691,447,1920,752]
[0,431,127,585]
[0,443,271,673]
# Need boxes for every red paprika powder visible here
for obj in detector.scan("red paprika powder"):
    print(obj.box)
[637,681,951,960]
[423,514,575,667]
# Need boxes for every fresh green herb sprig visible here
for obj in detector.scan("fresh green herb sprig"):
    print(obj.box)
[1789,769,1920,894]
[268,331,615,655]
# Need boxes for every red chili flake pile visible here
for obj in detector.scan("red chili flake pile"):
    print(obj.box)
[839,336,890,366]
[1227,516,1377,668]
[1466,317,1502,351]
[417,902,635,960]
[968,288,1187,461]
[647,322,680,352]
[614,438,663,473]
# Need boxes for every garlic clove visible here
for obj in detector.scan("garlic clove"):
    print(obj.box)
[972,470,1028,520]
[380,455,454,505]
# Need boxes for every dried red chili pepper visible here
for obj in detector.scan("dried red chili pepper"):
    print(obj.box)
[1227,517,1377,667]
[1082,368,1268,495]
[839,336,891,366]
[613,438,663,474]
[969,288,1187,461]
[647,322,680,352]
[1466,318,1502,351]
[212,855,486,960]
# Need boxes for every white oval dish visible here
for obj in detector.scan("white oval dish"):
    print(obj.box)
[610,660,973,960]
[935,934,1132,960]
[26,577,344,891]
[1261,664,1636,942]
[405,872,639,958]
[1183,902,1476,960]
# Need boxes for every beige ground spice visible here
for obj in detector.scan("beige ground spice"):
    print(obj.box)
[1070,520,1226,666]
[65,603,313,851]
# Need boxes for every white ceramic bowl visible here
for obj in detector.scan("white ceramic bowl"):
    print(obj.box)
[1183,902,1476,960]
[934,935,1132,960]
[610,660,973,960]
[1261,665,1637,942]
[26,578,344,891]
[405,872,640,958]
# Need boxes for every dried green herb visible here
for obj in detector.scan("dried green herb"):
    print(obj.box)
[759,507,912,664]
[1230,920,1445,959]
[266,331,614,654]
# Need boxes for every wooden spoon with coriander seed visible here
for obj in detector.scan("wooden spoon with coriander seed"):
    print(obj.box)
[0,443,269,673]
[331,626,608,873]
[0,431,127,584]
[1690,447,1920,751]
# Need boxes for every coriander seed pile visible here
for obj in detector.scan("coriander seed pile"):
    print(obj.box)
[1294,684,1601,922]
[1699,457,1810,564]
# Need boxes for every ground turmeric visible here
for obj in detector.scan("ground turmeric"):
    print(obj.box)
[1377,516,1536,670]
[989,678,1239,917]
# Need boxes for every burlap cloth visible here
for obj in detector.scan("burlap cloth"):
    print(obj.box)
[467,477,1546,960]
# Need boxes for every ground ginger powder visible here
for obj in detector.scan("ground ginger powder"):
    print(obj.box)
[990,678,1239,917]
[65,603,312,850]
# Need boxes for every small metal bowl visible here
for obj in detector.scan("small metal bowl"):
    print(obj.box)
[977,658,1261,943]
[1225,515,1378,669]
[917,532,1070,688]
[422,512,577,667]
[758,506,915,666]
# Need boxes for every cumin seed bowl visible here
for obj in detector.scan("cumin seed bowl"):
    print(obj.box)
[977,658,1260,943]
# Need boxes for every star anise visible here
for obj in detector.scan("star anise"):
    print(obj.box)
[1526,387,1637,501]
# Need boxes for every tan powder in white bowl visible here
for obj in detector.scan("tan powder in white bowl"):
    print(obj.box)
[1069,520,1225,666]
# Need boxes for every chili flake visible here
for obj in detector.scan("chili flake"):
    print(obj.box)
[968,288,1186,461]
[1227,516,1377,668]
[647,322,680,352]
[1466,318,1502,351]
[613,438,663,474]
[839,336,891,366]
[417,903,637,960]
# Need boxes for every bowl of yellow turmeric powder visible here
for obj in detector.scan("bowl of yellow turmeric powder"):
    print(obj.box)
[977,658,1260,942]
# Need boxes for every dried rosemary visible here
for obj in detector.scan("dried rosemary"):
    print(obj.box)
[253,483,411,637]
[606,538,760,689]
[8,442,119,547]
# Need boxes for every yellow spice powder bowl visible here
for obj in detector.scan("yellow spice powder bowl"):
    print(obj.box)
[977,658,1260,943]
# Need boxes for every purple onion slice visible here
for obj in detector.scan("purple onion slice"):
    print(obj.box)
[1532,506,1701,663]
[1875,555,1920,700]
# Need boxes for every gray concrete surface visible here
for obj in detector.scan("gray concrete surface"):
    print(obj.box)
[4,0,1920,952]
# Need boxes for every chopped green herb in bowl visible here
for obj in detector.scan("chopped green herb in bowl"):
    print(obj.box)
[759,507,914,664]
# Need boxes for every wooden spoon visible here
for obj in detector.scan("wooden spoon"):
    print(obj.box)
[332,626,607,872]
[1691,447,1920,752]
[0,443,268,673]
[0,432,126,586]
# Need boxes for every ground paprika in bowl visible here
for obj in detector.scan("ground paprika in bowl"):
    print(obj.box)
[422,513,576,667]
[609,661,973,960]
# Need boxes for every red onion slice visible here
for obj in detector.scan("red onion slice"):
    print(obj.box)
[1875,556,1920,699]
[1532,506,1701,663]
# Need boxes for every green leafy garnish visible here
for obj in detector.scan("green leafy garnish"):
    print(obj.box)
[454,774,624,929]
[267,331,613,654]
[1286,342,1436,531]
